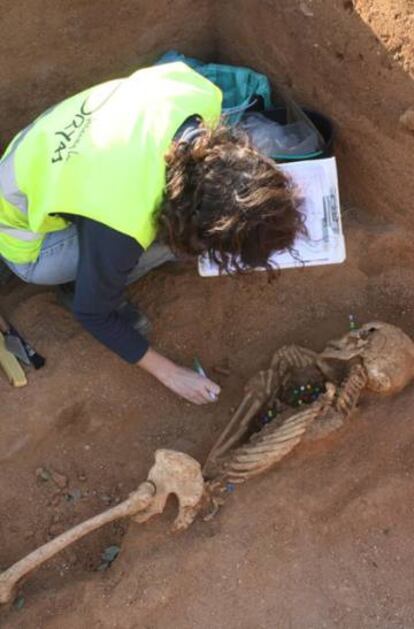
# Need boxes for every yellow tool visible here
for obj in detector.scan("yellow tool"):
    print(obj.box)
[0,330,27,387]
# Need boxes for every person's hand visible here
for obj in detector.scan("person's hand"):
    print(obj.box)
[138,348,221,405]
[160,364,220,405]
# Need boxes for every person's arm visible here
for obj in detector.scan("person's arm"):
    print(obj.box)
[73,218,149,362]
[73,218,220,404]
[139,348,220,405]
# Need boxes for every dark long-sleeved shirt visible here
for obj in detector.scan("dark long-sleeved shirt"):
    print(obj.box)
[72,116,201,362]
[73,218,147,363]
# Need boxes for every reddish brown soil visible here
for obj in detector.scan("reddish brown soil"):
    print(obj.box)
[2,208,414,628]
[218,0,414,227]
[0,1,214,146]
[1,1,414,627]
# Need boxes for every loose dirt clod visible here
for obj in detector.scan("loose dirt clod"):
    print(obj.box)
[35,467,51,483]
[49,469,68,490]
[399,107,414,132]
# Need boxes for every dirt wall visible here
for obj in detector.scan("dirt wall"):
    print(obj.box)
[2,3,414,626]
[1,0,413,226]
[0,0,214,147]
[217,0,414,225]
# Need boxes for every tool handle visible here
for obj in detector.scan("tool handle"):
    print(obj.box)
[9,325,46,370]
[0,332,27,387]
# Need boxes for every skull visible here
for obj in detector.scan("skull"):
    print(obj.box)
[320,322,414,395]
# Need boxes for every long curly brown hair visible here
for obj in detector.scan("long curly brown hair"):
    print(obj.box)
[156,124,305,273]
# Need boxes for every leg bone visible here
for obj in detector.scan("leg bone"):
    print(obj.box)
[0,449,203,605]
[0,481,154,605]
[203,369,275,476]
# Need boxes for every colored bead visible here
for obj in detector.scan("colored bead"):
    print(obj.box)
[349,314,358,330]
[226,483,236,493]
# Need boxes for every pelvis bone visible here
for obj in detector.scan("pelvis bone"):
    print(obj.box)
[2,322,414,605]
[0,450,204,605]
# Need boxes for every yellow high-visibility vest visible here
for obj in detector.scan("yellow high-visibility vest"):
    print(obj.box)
[0,62,222,263]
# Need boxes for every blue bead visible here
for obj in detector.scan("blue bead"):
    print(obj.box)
[226,483,236,493]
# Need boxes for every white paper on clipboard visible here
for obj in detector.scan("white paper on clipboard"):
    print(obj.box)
[198,157,346,277]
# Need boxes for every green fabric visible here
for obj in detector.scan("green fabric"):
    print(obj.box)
[157,51,273,123]
[0,62,222,263]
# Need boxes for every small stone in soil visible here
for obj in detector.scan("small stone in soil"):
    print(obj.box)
[97,545,121,570]
[36,467,51,482]
[64,488,82,503]
[13,594,25,610]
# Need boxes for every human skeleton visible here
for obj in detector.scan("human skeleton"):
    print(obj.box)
[2,322,414,604]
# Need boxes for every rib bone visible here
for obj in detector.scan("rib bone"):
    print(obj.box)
[3,323,412,605]
[213,383,336,485]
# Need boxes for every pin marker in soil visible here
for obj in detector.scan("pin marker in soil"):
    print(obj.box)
[193,357,207,377]
[349,314,358,331]
[259,408,275,426]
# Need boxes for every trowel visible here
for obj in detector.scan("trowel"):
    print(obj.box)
[0,314,45,369]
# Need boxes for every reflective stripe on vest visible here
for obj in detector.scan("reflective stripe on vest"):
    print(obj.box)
[0,104,56,217]
[0,225,42,241]
[0,130,30,215]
